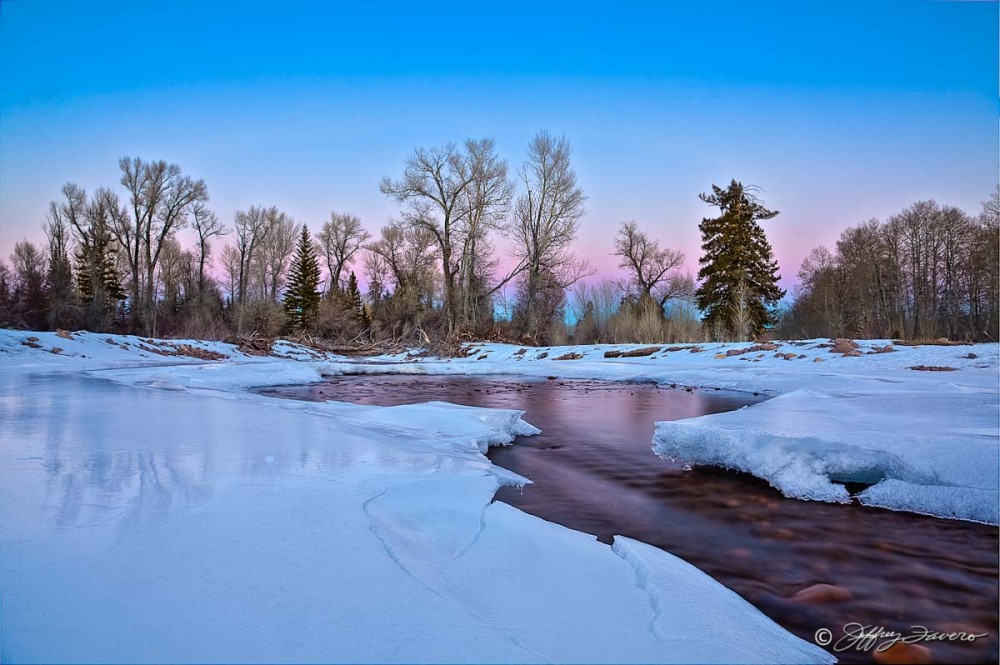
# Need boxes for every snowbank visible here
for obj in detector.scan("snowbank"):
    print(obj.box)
[0,328,346,374]
[653,387,999,524]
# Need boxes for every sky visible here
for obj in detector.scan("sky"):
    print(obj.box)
[1,0,997,294]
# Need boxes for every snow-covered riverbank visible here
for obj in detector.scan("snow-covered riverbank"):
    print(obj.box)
[1,328,836,664]
[2,328,996,662]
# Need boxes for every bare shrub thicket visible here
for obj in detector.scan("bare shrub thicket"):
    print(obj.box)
[569,276,702,345]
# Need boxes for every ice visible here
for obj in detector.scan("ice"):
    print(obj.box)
[611,537,833,664]
[0,329,832,663]
[653,386,999,524]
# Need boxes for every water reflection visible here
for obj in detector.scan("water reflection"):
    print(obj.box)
[0,374,407,542]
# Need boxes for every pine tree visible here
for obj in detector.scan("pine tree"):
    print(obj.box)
[695,180,784,340]
[283,226,321,331]
[76,220,125,331]
[345,271,369,327]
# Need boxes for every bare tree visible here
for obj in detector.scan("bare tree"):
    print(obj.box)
[727,279,755,342]
[10,241,47,329]
[52,183,88,238]
[612,221,686,313]
[252,210,298,302]
[233,206,270,305]
[569,279,624,343]
[190,202,226,295]
[317,212,370,293]
[381,139,509,332]
[454,138,514,328]
[366,221,439,340]
[787,195,998,342]
[891,201,943,338]
[156,236,188,310]
[219,244,242,305]
[366,221,438,297]
[113,157,208,334]
[44,195,77,329]
[509,131,590,340]
[973,187,1000,339]
[793,246,844,336]
[364,248,390,304]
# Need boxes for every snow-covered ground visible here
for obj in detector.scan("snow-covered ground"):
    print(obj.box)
[1,329,835,664]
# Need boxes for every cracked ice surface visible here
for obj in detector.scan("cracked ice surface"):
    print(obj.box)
[0,334,832,664]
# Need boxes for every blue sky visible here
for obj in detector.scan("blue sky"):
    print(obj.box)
[1,0,996,288]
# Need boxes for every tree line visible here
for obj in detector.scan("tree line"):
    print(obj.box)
[781,194,999,342]
[2,130,995,345]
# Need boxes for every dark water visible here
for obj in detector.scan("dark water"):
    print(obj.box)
[261,374,999,664]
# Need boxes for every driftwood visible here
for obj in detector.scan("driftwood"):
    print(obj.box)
[227,336,274,356]
[286,334,407,358]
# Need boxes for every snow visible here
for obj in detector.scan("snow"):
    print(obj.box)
[0,329,834,664]
[653,387,998,523]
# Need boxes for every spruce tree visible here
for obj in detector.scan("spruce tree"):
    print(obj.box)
[76,221,125,330]
[695,180,784,340]
[345,271,369,327]
[283,226,321,331]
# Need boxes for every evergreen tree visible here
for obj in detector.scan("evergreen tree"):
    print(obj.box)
[75,210,125,331]
[695,180,784,340]
[345,271,369,327]
[283,226,321,331]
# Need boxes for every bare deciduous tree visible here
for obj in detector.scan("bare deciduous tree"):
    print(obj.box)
[794,246,845,336]
[219,244,242,305]
[233,206,270,305]
[366,221,438,297]
[365,221,439,340]
[190,202,226,295]
[613,221,686,313]
[455,139,514,329]
[381,138,511,332]
[509,131,590,340]
[10,240,48,329]
[785,195,998,342]
[252,211,298,302]
[44,196,77,329]
[113,157,208,334]
[317,212,370,293]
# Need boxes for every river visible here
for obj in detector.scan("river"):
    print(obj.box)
[261,373,999,664]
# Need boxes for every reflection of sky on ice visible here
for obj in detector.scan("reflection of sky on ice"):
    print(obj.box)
[0,373,430,544]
